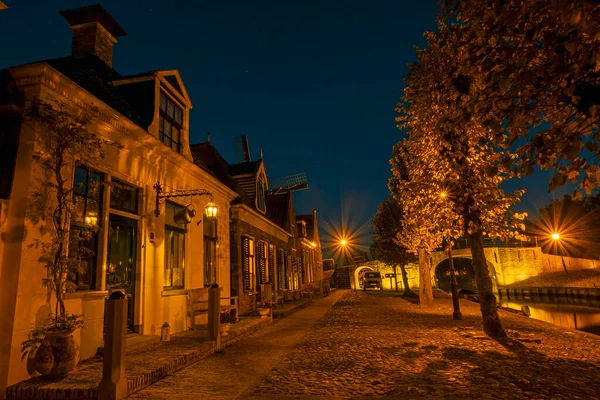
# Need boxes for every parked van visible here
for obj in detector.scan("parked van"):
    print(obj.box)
[363,271,383,290]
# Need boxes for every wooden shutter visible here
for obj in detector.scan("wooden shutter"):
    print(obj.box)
[242,237,251,292]
[258,242,267,284]
[277,249,285,290]
[269,245,276,289]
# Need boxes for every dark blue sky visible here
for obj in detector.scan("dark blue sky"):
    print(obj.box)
[0,0,568,248]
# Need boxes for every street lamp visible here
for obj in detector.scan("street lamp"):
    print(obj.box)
[440,191,462,320]
[446,237,463,320]
[551,232,568,276]
[340,239,348,246]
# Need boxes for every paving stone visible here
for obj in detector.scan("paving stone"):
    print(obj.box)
[129,290,600,399]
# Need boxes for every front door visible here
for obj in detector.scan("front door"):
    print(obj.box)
[107,214,137,332]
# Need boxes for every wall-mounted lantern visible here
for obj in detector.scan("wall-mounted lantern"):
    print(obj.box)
[205,201,218,218]
[153,182,217,224]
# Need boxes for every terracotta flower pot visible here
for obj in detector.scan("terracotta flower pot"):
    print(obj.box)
[258,308,270,317]
[221,322,231,336]
[34,331,80,378]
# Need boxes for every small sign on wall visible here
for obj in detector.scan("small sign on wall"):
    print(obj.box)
[149,232,155,243]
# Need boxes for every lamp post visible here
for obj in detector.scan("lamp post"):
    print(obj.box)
[551,232,568,276]
[440,191,462,320]
[447,237,463,320]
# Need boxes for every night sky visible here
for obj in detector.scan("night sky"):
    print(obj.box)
[0,0,571,250]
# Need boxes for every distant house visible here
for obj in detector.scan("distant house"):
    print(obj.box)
[192,137,325,314]
[296,211,324,291]
[0,5,238,391]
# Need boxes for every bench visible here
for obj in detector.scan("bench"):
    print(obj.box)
[187,288,239,329]
[258,284,285,308]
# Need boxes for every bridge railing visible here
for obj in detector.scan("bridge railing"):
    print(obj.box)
[449,238,539,251]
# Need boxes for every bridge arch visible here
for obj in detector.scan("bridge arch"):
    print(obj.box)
[430,249,499,293]
[353,265,375,290]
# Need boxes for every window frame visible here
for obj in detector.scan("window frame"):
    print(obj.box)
[242,236,256,293]
[159,92,183,153]
[164,201,186,290]
[69,166,104,291]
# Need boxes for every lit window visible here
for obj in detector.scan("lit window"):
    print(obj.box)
[70,166,104,290]
[164,202,185,289]
[242,236,256,292]
[159,93,183,153]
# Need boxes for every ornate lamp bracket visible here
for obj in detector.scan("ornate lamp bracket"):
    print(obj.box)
[153,182,213,217]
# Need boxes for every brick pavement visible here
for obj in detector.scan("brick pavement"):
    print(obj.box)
[128,290,346,399]
[129,290,600,399]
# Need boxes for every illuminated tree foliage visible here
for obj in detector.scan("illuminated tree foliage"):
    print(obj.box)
[389,140,458,307]
[393,26,527,337]
[371,196,416,297]
[441,0,600,196]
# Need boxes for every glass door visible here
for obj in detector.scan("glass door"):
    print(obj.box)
[107,214,137,332]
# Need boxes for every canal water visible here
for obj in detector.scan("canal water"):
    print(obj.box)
[499,300,600,336]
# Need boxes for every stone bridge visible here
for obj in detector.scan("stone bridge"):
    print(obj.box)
[346,246,600,292]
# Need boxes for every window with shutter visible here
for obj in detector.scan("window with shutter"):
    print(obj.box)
[269,244,276,290]
[258,241,268,284]
[277,249,286,289]
[242,236,255,292]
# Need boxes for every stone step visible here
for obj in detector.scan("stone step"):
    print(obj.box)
[97,334,161,356]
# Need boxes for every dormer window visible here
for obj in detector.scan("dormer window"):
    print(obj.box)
[159,93,183,153]
[256,177,266,212]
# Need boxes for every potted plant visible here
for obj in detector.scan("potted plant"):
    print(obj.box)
[219,310,237,336]
[20,99,120,378]
[257,300,273,317]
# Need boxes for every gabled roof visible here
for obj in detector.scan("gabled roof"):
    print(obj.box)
[190,142,248,201]
[266,191,293,233]
[229,160,262,176]
[112,69,192,109]
[296,214,315,239]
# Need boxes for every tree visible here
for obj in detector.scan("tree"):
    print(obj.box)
[25,99,120,324]
[389,141,457,307]
[371,197,416,297]
[393,27,527,337]
[440,0,600,196]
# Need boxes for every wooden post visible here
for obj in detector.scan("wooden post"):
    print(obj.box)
[208,285,221,348]
[99,291,128,400]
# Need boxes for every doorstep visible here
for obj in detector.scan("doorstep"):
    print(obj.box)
[6,317,271,399]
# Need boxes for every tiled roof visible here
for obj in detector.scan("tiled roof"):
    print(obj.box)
[266,191,292,232]
[296,214,315,239]
[190,142,248,200]
[38,55,145,126]
[229,160,261,176]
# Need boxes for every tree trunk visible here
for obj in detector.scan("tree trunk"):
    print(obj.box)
[399,264,414,297]
[469,231,506,338]
[418,248,433,306]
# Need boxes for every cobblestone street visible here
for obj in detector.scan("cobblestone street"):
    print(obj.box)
[130,290,600,399]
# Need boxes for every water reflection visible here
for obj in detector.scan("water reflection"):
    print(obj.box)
[500,301,600,336]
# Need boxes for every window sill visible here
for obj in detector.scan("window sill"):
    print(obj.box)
[65,290,109,300]
[161,289,187,297]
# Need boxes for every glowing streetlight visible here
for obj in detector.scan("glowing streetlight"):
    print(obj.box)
[340,239,348,246]
[440,191,447,198]
[550,232,568,276]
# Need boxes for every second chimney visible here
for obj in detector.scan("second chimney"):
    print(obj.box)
[60,4,127,68]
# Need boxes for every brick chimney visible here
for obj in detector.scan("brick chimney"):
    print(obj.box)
[60,4,127,68]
